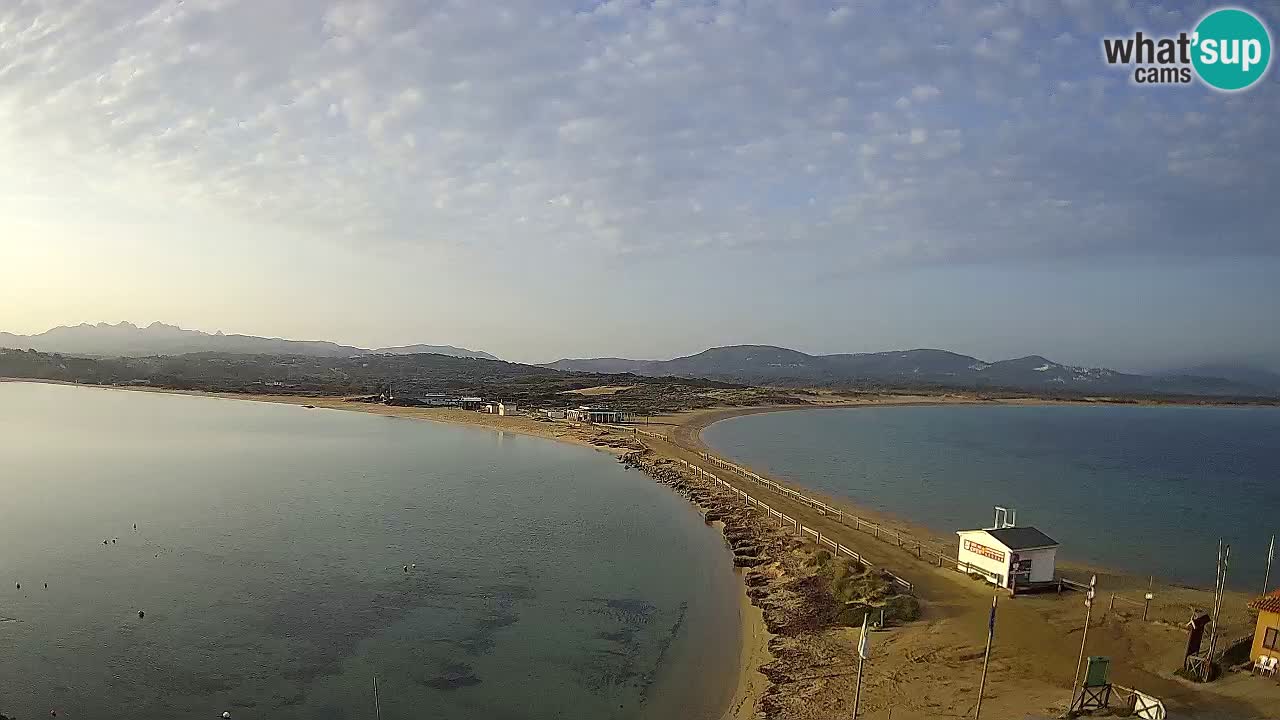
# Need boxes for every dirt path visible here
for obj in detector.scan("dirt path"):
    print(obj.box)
[629,408,1276,719]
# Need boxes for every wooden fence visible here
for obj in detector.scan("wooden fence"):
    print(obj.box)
[667,456,915,593]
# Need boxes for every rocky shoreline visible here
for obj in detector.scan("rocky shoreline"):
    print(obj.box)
[621,448,920,719]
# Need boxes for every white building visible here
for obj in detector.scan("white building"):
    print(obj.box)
[497,402,516,416]
[566,406,626,423]
[956,522,1059,590]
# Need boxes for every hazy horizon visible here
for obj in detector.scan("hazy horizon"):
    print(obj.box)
[3,2,1278,370]
[4,317,1280,375]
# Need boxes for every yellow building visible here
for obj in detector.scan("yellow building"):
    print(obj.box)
[1249,589,1280,666]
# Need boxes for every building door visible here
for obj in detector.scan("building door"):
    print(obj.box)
[1011,555,1032,587]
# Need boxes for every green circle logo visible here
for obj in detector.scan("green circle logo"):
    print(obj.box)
[1192,8,1271,91]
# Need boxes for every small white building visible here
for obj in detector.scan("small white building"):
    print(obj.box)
[956,510,1059,589]
[497,402,516,416]
[566,406,626,423]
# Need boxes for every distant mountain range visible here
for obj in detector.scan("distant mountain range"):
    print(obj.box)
[5,324,1275,398]
[0,322,498,361]
[545,345,1280,397]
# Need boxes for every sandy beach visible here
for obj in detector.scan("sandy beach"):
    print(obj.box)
[650,402,1280,719]
[6,379,1278,718]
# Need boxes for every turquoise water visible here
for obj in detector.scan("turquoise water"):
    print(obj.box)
[704,404,1280,590]
[0,382,740,719]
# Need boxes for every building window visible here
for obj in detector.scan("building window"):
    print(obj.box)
[1266,627,1280,651]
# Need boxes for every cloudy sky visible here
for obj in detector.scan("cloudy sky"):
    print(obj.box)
[2,0,1277,369]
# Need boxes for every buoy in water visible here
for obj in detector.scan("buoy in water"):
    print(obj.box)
[411,563,417,569]
[15,582,19,590]
[138,610,145,619]
[223,712,232,719]
[402,565,409,573]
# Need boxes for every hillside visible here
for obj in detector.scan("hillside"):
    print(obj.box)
[545,345,1278,398]
[0,348,795,413]
[0,322,497,361]
[371,344,499,360]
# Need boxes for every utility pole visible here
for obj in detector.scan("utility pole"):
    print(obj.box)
[1070,574,1097,710]
[975,593,998,719]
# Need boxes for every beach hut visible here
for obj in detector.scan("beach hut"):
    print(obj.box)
[1248,589,1280,670]
[956,508,1059,589]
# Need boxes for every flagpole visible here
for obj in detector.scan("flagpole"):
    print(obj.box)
[1264,534,1274,596]
[854,612,868,719]
[1070,575,1097,712]
[853,651,864,719]
[975,593,997,719]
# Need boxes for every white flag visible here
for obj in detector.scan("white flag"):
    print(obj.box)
[858,613,870,660]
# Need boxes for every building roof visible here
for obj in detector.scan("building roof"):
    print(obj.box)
[981,526,1059,551]
[1250,589,1280,614]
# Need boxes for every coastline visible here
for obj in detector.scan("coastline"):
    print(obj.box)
[678,401,1266,586]
[6,379,1278,717]
[0,380,773,720]
[675,401,1276,718]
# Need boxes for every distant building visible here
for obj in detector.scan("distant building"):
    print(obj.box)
[566,406,626,423]
[956,508,1058,589]
[497,402,517,416]
[541,409,567,420]
[459,396,484,410]
[1249,589,1280,668]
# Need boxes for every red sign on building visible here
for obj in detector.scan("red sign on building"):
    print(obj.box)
[964,539,1006,564]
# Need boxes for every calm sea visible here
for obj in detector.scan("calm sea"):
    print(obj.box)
[0,382,740,719]
[704,404,1280,590]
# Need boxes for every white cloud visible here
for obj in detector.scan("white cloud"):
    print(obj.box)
[0,0,1275,271]
[911,84,941,101]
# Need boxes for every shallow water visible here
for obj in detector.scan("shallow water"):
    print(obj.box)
[704,404,1280,589]
[0,382,740,719]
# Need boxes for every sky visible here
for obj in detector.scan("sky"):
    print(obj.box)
[1,0,1278,370]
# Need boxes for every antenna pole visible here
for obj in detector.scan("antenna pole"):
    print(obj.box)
[1070,575,1097,709]
[1264,534,1275,596]
[1205,543,1229,681]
